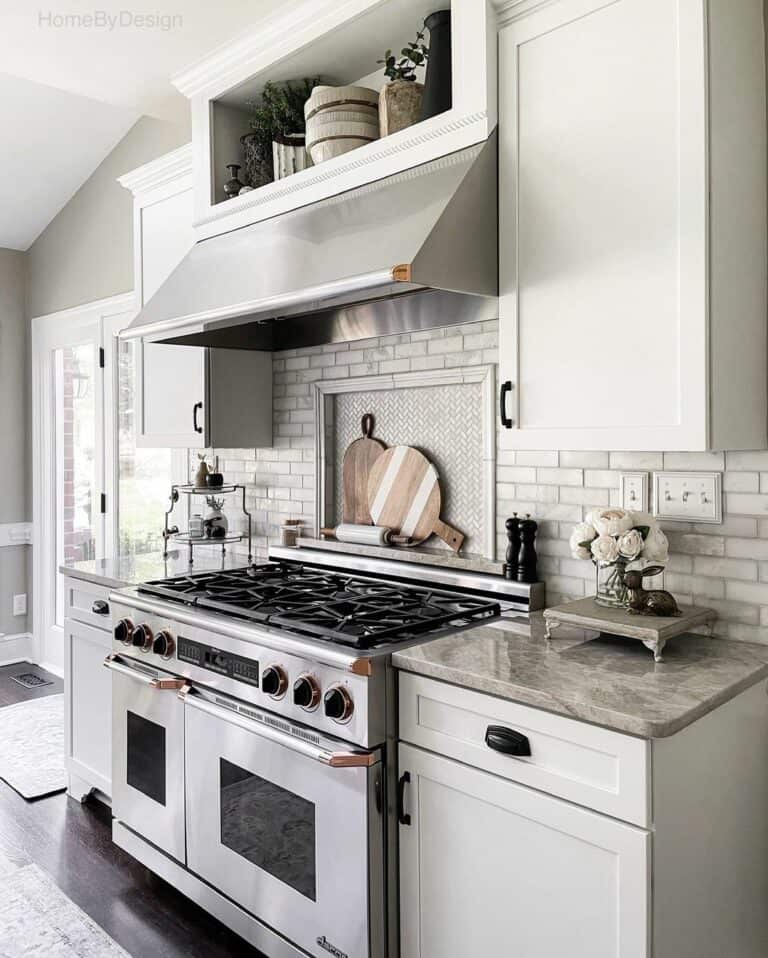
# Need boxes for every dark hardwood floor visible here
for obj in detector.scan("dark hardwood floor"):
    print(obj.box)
[0,663,263,958]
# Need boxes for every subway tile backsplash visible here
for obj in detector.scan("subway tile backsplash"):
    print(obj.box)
[197,317,768,644]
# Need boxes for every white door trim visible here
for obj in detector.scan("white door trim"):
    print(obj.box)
[31,292,135,668]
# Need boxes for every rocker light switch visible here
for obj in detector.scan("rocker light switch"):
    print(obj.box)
[652,472,723,523]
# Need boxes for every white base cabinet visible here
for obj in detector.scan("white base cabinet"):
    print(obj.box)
[497,0,767,450]
[63,577,112,801]
[399,742,648,958]
[398,673,768,958]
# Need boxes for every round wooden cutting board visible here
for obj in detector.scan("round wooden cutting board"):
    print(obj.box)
[367,445,465,552]
[341,414,386,524]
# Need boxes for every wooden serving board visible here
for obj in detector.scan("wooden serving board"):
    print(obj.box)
[367,445,465,552]
[341,414,386,524]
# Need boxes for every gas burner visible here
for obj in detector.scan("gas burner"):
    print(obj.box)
[139,562,500,649]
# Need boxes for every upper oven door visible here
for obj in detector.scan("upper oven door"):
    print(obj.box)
[106,653,187,863]
[183,688,384,958]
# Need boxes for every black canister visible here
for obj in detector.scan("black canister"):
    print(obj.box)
[421,10,452,121]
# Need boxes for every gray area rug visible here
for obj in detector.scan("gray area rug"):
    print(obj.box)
[0,694,66,799]
[0,863,130,957]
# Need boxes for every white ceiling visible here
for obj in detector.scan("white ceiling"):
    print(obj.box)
[0,0,282,250]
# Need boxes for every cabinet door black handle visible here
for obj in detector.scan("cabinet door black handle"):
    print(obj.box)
[499,381,513,429]
[92,600,109,616]
[485,725,531,757]
[193,401,203,434]
[397,771,411,826]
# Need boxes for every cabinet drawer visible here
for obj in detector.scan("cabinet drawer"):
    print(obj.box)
[64,578,113,632]
[399,672,650,826]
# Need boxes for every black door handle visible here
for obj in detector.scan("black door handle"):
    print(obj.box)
[92,600,110,616]
[499,381,513,429]
[193,401,203,434]
[485,725,531,757]
[397,771,411,826]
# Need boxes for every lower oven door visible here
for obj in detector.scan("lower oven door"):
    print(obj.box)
[105,653,187,863]
[183,687,384,958]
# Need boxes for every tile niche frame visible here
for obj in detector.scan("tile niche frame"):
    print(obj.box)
[313,365,497,558]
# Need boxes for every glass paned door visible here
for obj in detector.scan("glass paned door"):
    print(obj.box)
[53,342,101,626]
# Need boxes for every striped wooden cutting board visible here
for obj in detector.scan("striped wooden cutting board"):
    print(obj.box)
[367,445,465,552]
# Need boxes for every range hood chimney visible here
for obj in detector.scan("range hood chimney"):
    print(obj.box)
[122,133,498,350]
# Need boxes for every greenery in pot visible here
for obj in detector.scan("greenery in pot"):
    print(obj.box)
[377,29,429,82]
[243,78,320,185]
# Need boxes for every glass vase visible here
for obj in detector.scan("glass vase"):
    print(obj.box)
[595,559,629,608]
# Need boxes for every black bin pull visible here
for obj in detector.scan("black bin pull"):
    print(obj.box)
[397,771,411,826]
[485,725,531,758]
[92,600,110,616]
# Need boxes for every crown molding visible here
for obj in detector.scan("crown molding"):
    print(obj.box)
[117,143,193,195]
[494,0,563,26]
[172,0,372,100]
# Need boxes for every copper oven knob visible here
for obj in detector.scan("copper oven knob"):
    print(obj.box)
[293,674,321,710]
[131,624,154,652]
[261,665,288,699]
[114,618,134,645]
[152,630,175,660]
[323,685,354,723]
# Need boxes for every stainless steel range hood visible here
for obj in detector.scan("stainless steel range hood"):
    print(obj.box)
[121,133,498,350]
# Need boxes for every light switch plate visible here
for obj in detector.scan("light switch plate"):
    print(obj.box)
[12,593,26,617]
[619,472,649,513]
[652,472,723,523]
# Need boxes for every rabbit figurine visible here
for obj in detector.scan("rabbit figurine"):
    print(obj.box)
[623,565,682,617]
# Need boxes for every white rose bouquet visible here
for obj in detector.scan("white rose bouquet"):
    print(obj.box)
[570,509,668,607]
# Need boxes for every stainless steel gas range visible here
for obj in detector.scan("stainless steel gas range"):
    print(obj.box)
[106,548,540,958]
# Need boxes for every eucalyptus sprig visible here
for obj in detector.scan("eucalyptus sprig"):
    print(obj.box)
[378,28,429,82]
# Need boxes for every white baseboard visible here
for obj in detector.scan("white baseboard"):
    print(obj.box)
[0,632,34,665]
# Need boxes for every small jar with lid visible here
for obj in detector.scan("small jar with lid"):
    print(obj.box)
[280,519,304,547]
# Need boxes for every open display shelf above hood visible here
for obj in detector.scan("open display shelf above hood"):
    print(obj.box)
[121,134,498,351]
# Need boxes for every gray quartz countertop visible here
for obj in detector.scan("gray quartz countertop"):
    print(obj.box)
[393,614,768,738]
[60,550,252,590]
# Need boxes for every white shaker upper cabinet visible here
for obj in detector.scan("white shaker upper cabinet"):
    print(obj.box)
[119,146,204,448]
[498,0,767,451]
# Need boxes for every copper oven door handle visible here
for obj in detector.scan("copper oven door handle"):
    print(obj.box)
[103,653,185,691]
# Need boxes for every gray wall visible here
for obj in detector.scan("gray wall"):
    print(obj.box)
[0,248,29,634]
[27,114,189,318]
[18,114,188,651]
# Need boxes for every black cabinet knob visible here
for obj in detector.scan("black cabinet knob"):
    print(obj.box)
[92,600,109,616]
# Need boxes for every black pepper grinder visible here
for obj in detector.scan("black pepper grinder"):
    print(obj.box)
[502,514,521,580]
[517,514,538,584]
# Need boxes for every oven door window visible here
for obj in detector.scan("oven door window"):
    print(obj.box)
[220,758,316,901]
[127,711,166,806]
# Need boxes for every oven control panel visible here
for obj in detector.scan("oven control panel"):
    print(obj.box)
[177,637,260,687]
[108,598,381,747]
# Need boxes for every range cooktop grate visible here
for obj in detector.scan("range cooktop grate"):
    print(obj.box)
[139,562,501,649]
